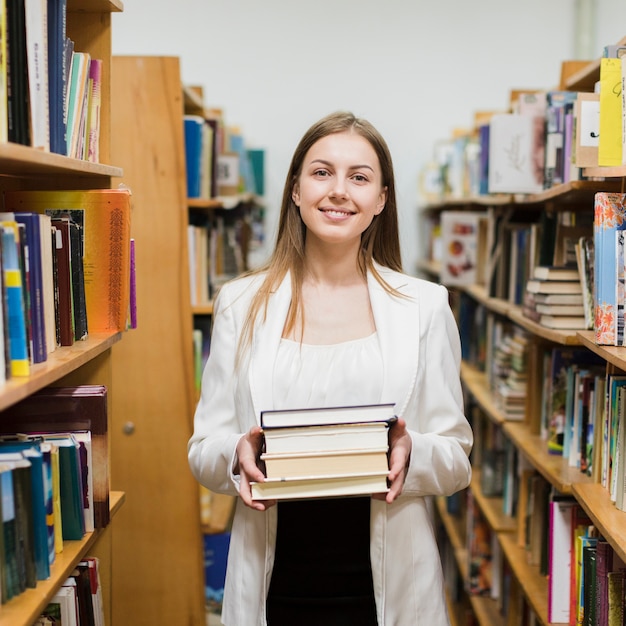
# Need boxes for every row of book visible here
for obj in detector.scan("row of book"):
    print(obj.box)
[421,42,626,201]
[0,189,133,382]
[460,297,626,513]
[438,191,626,343]
[0,0,103,159]
[0,385,108,605]
[183,112,264,200]
[525,480,624,626]
[451,463,626,626]
[35,556,105,626]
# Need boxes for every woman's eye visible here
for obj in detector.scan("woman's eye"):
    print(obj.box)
[314,169,329,177]
[353,174,368,182]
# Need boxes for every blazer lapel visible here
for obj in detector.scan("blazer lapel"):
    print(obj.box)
[368,269,421,417]
[249,268,420,422]
[248,273,292,423]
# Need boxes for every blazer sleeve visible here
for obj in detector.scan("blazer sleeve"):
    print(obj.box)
[188,283,245,496]
[401,282,473,497]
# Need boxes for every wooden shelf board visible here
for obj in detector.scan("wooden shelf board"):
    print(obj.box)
[583,166,626,179]
[572,482,626,565]
[498,533,549,624]
[508,308,582,346]
[424,180,624,212]
[504,421,592,494]
[192,303,214,316]
[436,496,466,556]
[469,594,506,626]
[463,284,511,317]
[0,142,122,179]
[68,0,124,12]
[188,193,259,211]
[577,330,626,371]
[0,490,125,625]
[471,471,517,533]
[0,332,122,412]
[461,362,506,425]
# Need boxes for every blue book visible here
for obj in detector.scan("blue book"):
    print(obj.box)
[0,220,30,376]
[594,192,626,345]
[0,440,50,580]
[47,0,68,155]
[14,213,47,363]
[184,115,204,198]
[0,465,19,600]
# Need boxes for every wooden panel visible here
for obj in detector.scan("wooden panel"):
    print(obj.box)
[109,56,205,625]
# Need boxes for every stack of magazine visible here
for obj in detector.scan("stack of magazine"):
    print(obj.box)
[251,403,396,500]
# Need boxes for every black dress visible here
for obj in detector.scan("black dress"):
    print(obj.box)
[266,496,378,626]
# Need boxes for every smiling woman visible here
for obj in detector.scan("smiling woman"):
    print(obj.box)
[292,132,387,252]
[188,111,473,626]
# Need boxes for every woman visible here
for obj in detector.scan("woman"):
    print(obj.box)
[188,111,473,625]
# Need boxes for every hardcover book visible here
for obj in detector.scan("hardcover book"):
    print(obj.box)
[0,385,109,528]
[439,211,486,287]
[260,402,396,429]
[250,472,389,501]
[14,212,48,363]
[593,192,626,345]
[0,219,29,376]
[3,189,133,333]
[488,113,544,194]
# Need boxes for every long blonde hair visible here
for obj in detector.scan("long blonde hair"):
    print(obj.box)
[236,111,403,362]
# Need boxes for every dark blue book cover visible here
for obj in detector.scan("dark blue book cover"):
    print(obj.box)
[47,0,67,155]
[15,213,47,363]
[184,115,204,198]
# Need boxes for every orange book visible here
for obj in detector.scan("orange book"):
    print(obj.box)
[3,189,132,333]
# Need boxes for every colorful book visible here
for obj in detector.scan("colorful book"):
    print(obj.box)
[593,192,626,345]
[0,385,109,528]
[46,0,67,155]
[0,219,29,376]
[0,440,49,580]
[3,189,133,333]
[14,212,47,363]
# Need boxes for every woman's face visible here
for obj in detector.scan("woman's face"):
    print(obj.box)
[292,131,387,248]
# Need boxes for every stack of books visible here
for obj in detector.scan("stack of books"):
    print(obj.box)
[251,403,396,500]
[522,265,586,330]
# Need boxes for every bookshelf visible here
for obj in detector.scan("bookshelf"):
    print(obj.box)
[108,56,206,624]
[182,86,266,616]
[424,43,626,625]
[0,2,125,625]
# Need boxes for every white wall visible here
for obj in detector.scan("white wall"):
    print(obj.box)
[112,0,626,274]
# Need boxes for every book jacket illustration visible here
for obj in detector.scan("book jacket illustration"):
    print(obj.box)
[594,192,626,345]
[440,211,483,286]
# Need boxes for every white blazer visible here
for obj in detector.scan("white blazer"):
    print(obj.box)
[188,264,473,626]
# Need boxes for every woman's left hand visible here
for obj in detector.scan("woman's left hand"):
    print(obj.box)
[374,417,412,503]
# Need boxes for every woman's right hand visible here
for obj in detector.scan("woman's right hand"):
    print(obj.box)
[235,425,276,511]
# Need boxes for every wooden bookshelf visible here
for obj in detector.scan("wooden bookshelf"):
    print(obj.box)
[424,39,626,625]
[0,3,128,624]
[109,56,206,625]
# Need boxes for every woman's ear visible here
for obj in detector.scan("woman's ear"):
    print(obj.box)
[292,185,300,207]
[375,187,388,215]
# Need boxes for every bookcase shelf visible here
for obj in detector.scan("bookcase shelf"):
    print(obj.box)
[498,533,551,625]
[435,497,507,626]
[0,491,125,626]
[0,2,128,624]
[0,143,123,180]
[0,332,121,412]
[423,37,626,626]
[471,471,517,533]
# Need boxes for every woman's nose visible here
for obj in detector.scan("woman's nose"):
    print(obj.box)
[329,181,348,199]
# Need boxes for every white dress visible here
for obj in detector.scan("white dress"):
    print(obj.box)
[272,333,383,410]
[267,333,384,625]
